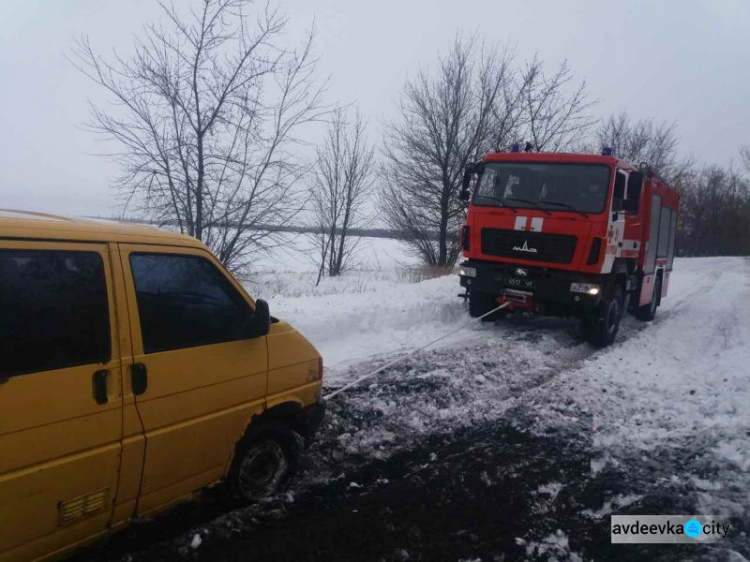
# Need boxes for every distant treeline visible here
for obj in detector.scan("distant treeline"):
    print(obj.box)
[677,161,750,257]
[94,217,430,242]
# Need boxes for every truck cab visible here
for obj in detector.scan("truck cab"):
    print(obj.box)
[458,151,679,346]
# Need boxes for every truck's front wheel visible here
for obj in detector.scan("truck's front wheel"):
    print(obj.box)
[584,285,624,347]
[469,290,500,320]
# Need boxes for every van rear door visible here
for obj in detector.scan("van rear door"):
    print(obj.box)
[0,241,123,561]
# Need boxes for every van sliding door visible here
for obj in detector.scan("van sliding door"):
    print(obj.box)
[0,241,123,560]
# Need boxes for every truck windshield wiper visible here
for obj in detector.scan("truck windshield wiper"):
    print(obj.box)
[475,194,517,213]
[504,197,551,216]
[539,199,589,218]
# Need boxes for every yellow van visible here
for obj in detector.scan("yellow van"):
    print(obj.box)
[0,210,325,562]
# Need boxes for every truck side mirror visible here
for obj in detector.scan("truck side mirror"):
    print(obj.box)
[462,169,472,191]
[460,162,484,202]
[612,172,626,213]
[625,171,643,214]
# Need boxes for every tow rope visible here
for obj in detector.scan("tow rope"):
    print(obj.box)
[323,301,510,400]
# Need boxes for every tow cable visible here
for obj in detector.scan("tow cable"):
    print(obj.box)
[323,301,510,400]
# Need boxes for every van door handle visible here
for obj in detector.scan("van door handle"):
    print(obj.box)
[93,370,108,405]
[131,363,148,396]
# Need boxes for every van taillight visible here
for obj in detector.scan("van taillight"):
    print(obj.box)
[587,237,602,265]
[461,225,470,251]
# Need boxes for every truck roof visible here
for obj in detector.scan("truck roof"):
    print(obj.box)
[483,152,636,170]
[0,209,206,248]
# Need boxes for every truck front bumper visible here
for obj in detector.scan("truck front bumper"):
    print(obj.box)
[459,259,604,313]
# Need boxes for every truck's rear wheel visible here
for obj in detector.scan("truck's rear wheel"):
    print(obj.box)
[584,285,624,347]
[469,290,500,320]
[635,276,661,321]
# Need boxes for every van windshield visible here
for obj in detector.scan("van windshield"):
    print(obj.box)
[472,162,611,214]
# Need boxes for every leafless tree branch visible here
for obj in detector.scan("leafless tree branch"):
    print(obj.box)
[73,0,328,271]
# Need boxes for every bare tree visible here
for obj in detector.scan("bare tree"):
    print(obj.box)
[73,0,327,271]
[310,108,375,283]
[741,145,750,174]
[515,57,595,152]
[596,112,691,181]
[380,38,509,267]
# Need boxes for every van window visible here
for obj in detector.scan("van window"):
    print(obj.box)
[0,250,110,377]
[130,253,253,354]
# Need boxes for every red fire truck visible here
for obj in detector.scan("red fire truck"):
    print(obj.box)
[458,148,680,346]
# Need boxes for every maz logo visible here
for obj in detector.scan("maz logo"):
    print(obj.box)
[512,240,538,253]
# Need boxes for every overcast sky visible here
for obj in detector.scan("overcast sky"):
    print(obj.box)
[1,0,748,217]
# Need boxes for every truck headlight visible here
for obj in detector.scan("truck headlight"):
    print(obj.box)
[459,266,477,278]
[570,282,600,295]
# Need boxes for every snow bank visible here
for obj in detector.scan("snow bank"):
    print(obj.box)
[268,274,470,371]
[525,257,750,518]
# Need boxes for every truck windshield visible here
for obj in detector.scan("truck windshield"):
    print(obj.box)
[473,162,611,214]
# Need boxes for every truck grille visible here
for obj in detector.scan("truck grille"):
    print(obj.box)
[481,229,577,264]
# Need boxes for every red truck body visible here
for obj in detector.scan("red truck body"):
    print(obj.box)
[458,151,680,346]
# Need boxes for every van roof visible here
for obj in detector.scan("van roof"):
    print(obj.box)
[0,209,206,248]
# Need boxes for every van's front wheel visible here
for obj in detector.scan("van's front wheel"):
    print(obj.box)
[224,422,299,505]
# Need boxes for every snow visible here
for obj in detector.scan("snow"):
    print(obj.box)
[247,235,748,492]
[524,529,582,561]
[581,494,642,520]
[521,257,750,516]
[252,249,749,482]
[239,243,749,557]
[267,273,466,371]
[244,234,473,371]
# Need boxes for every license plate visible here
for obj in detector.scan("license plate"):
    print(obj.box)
[506,277,535,290]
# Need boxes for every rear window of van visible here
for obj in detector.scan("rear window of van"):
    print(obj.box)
[0,250,110,377]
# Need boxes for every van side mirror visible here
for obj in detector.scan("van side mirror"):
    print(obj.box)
[252,299,271,337]
[625,171,643,214]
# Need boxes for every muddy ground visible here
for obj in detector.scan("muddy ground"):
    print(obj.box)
[78,421,740,561]
[75,319,748,562]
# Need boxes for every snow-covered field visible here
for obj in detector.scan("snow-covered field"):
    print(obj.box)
[93,237,749,561]
[249,239,750,559]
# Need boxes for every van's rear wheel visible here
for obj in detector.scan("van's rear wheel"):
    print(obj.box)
[584,285,624,348]
[469,290,501,320]
[223,422,299,505]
